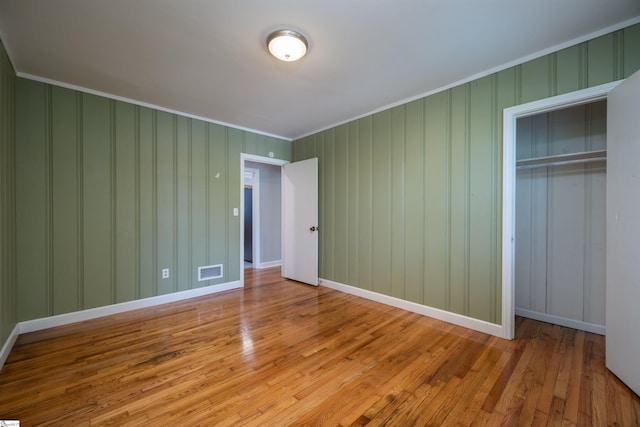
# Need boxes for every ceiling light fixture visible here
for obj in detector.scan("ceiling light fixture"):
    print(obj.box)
[267,29,308,62]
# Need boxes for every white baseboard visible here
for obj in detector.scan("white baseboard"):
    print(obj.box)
[515,307,605,335]
[19,280,242,334]
[320,279,504,338]
[0,324,20,370]
[258,260,281,269]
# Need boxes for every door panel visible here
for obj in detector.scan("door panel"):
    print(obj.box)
[282,158,318,286]
[606,69,640,395]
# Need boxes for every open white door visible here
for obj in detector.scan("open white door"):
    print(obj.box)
[606,69,640,396]
[282,158,319,286]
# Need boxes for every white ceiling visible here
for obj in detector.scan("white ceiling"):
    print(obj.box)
[1,1,639,140]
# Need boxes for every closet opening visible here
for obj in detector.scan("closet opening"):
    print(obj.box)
[501,81,620,339]
[514,100,606,335]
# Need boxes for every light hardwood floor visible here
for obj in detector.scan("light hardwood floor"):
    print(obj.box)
[0,267,638,426]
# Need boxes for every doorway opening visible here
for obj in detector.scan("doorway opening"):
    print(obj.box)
[240,154,289,286]
[244,167,259,268]
[501,81,620,339]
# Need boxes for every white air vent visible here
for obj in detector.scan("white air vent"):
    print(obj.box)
[198,264,223,281]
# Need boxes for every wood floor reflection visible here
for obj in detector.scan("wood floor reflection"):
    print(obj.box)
[0,267,638,425]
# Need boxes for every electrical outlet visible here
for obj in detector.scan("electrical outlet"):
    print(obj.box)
[162,268,170,279]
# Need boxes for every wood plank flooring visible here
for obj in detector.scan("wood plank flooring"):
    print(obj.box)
[0,267,638,426]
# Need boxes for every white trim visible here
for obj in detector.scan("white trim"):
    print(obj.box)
[501,81,621,339]
[0,324,20,370]
[19,281,241,334]
[516,308,605,335]
[241,153,290,166]
[320,279,503,338]
[240,154,289,286]
[294,17,640,140]
[258,260,282,269]
[16,73,292,142]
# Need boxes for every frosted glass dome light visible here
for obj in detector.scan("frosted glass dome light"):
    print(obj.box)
[267,30,308,62]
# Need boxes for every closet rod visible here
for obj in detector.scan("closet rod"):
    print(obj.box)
[515,149,606,170]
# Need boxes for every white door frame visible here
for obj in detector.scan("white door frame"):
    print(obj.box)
[501,81,620,339]
[240,153,289,286]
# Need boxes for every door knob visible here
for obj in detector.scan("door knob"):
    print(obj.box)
[310,226,318,232]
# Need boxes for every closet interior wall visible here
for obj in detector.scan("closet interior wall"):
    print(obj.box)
[515,100,607,333]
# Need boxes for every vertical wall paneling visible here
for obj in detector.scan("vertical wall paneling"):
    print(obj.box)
[403,100,424,304]
[423,92,449,309]
[448,85,469,315]
[521,56,553,104]
[623,25,640,77]
[324,130,335,280]
[15,80,290,321]
[588,34,615,87]
[390,106,405,300]
[292,23,640,325]
[138,107,155,298]
[372,110,391,296]
[468,76,495,321]
[51,87,80,314]
[212,124,228,277]
[556,45,584,94]
[265,137,277,160]
[489,75,500,322]
[114,101,136,303]
[45,87,53,316]
[190,120,207,287]
[82,95,113,309]
[267,136,291,162]
[333,125,349,285]
[176,116,190,292]
[0,39,16,345]
[347,122,359,287]
[357,116,373,291]
[132,105,139,300]
[155,111,175,295]
[244,132,258,157]
[17,81,48,320]
[109,101,117,304]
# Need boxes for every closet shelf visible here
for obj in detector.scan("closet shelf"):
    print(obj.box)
[515,149,607,170]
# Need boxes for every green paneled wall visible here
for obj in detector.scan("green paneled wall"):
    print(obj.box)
[0,40,16,347]
[293,24,640,324]
[16,79,291,321]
